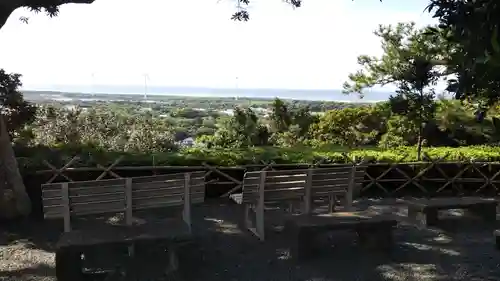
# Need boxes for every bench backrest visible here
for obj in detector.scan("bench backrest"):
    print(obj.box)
[308,165,366,197]
[241,165,366,209]
[241,169,308,205]
[304,165,367,212]
[41,171,205,232]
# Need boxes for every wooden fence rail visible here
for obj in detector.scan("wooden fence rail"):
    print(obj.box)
[27,152,500,199]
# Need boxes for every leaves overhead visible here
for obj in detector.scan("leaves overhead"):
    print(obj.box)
[426,0,500,107]
[232,0,302,21]
[343,22,450,96]
[0,70,36,136]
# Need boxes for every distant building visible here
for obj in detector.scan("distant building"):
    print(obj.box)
[180,137,195,147]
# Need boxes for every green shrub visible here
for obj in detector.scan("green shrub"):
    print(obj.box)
[15,144,500,172]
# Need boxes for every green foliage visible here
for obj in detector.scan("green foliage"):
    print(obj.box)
[26,105,176,153]
[18,95,500,157]
[203,107,270,148]
[15,145,500,171]
[310,107,378,147]
[427,0,500,107]
[0,70,36,136]
[379,115,415,148]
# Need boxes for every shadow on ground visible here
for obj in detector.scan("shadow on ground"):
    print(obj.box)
[187,198,500,281]
[1,198,500,281]
[0,219,60,251]
[0,263,55,279]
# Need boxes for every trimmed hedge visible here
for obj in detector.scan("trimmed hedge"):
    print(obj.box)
[13,145,500,171]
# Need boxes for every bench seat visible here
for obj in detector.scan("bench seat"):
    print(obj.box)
[406,197,497,227]
[57,220,192,249]
[284,211,397,261]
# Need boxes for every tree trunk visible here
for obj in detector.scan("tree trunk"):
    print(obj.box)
[416,89,425,161]
[0,115,31,217]
[416,124,423,161]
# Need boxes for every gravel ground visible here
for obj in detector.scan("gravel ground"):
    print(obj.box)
[2,198,500,281]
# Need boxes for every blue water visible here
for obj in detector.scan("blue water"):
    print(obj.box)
[25,85,397,102]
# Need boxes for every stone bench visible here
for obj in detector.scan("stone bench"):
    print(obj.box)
[283,211,397,261]
[406,197,497,227]
[55,220,194,280]
[41,172,205,281]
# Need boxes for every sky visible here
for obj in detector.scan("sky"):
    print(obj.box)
[0,0,437,91]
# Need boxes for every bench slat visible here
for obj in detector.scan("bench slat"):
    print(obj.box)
[69,185,125,197]
[133,180,185,191]
[313,183,363,197]
[311,176,364,187]
[133,191,204,202]
[244,174,307,185]
[43,191,127,207]
[132,187,204,198]
[44,200,126,217]
[72,203,126,216]
[131,173,186,183]
[41,183,126,198]
[312,171,365,181]
[245,169,308,178]
[244,188,305,202]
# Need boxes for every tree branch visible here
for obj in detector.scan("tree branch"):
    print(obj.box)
[0,0,95,30]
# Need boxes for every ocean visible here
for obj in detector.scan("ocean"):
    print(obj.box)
[23,85,397,102]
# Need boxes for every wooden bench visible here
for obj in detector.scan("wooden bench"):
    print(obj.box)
[237,165,366,241]
[41,171,205,281]
[406,197,497,227]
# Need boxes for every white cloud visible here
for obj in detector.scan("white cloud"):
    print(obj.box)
[0,0,437,90]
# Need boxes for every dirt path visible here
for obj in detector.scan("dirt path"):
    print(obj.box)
[2,199,500,281]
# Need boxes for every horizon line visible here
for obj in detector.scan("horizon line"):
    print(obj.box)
[22,89,385,103]
[21,85,393,93]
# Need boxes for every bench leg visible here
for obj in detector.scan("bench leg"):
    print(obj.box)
[328,195,336,213]
[162,246,182,280]
[289,228,318,262]
[55,247,84,281]
[177,240,202,279]
[409,207,438,227]
[424,209,439,226]
[244,204,265,241]
[408,207,419,222]
[466,204,497,222]
[357,227,393,251]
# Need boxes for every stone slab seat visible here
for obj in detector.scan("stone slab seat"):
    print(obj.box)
[57,220,193,250]
[406,197,498,227]
[283,211,398,261]
[56,220,194,281]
